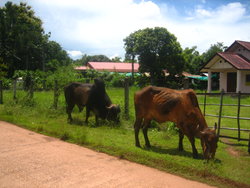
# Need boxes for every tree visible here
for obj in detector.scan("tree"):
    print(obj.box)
[182,46,202,74]
[0,2,45,77]
[75,54,111,65]
[201,42,227,64]
[0,2,71,78]
[124,27,184,86]
[111,56,122,62]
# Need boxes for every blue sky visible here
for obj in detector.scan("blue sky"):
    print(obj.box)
[1,0,250,60]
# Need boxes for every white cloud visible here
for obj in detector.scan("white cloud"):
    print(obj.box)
[176,2,250,52]
[67,50,83,60]
[1,0,250,57]
[192,2,246,23]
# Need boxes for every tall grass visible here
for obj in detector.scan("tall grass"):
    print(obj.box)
[0,88,250,188]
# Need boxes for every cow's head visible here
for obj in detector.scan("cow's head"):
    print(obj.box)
[200,123,218,160]
[106,104,121,123]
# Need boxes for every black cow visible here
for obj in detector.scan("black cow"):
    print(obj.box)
[64,78,120,124]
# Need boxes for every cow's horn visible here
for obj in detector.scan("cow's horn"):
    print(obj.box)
[107,104,115,109]
[214,122,217,130]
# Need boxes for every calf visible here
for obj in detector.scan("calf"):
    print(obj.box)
[64,78,120,124]
[134,86,218,159]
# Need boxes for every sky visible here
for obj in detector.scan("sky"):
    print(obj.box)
[1,0,250,60]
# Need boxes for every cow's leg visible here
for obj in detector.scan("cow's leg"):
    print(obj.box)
[66,104,74,122]
[134,118,142,147]
[142,119,151,148]
[187,135,198,159]
[85,107,90,123]
[77,104,84,112]
[178,129,184,151]
[95,115,99,126]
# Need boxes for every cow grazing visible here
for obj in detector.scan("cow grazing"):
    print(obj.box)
[134,86,218,159]
[64,78,120,124]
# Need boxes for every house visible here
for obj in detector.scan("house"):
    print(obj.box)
[201,40,250,93]
[75,62,139,73]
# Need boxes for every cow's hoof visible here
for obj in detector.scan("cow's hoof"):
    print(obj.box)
[136,144,141,148]
[193,154,198,159]
[178,147,184,151]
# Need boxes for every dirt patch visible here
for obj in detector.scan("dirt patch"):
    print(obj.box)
[221,138,242,157]
[227,147,240,157]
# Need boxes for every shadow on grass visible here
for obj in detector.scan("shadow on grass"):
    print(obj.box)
[220,139,248,147]
[68,118,120,128]
[142,145,204,159]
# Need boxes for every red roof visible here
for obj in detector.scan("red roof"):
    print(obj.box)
[236,40,250,51]
[226,40,250,52]
[217,52,250,70]
[87,62,139,73]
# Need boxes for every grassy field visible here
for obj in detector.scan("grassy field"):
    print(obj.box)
[0,87,249,188]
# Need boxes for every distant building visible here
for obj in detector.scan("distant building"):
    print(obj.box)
[75,62,139,73]
[201,40,250,93]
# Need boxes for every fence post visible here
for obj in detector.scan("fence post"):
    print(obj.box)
[248,133,250,154]
[217,90,224,136]
[13,79,17,100]
[237,91,241,141]
[124,78,129,120]
[0,80,3,104]
[53,80,59,109]
[28,79,34,99]
[203,90,207,116]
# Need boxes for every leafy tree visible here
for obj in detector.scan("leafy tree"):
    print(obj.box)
[201,42,227,64]
[0,2,72,78]
[43,40,71,71]
[124,27,184,86]
[182,46,202,74]
[111,56,122,62]
[76,54,111,65]
[0,2,45,77]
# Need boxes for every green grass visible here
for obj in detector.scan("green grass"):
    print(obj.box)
[0,88,249,188]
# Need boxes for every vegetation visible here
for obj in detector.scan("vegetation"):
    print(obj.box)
[124,27,185,86]
[0,88,249,188]
[0,2,71,79]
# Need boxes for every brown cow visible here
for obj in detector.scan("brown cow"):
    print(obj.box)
[134,86,218,159]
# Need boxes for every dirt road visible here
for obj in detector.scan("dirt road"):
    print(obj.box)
[0,121,215,188]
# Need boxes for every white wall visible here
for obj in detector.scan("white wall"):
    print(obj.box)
[220,72,227,91]
[240,71,250,93]
[219,70,250,93]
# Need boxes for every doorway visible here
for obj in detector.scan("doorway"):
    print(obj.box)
[227,72,236,92]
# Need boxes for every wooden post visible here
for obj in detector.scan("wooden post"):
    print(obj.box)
[13,79,17,100]
[203,90,207,116]
[0,80,3,104]
[237,91,241,141]
[217,90,224,136]
[53,80,59,109]
[29,79,34,99]
[131,55,135,85]
[124,78,129,120]
[248,133,250,154]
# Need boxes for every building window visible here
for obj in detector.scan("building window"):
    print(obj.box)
[246,74,250,86]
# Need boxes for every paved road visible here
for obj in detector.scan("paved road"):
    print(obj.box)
[0,121,215,188]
